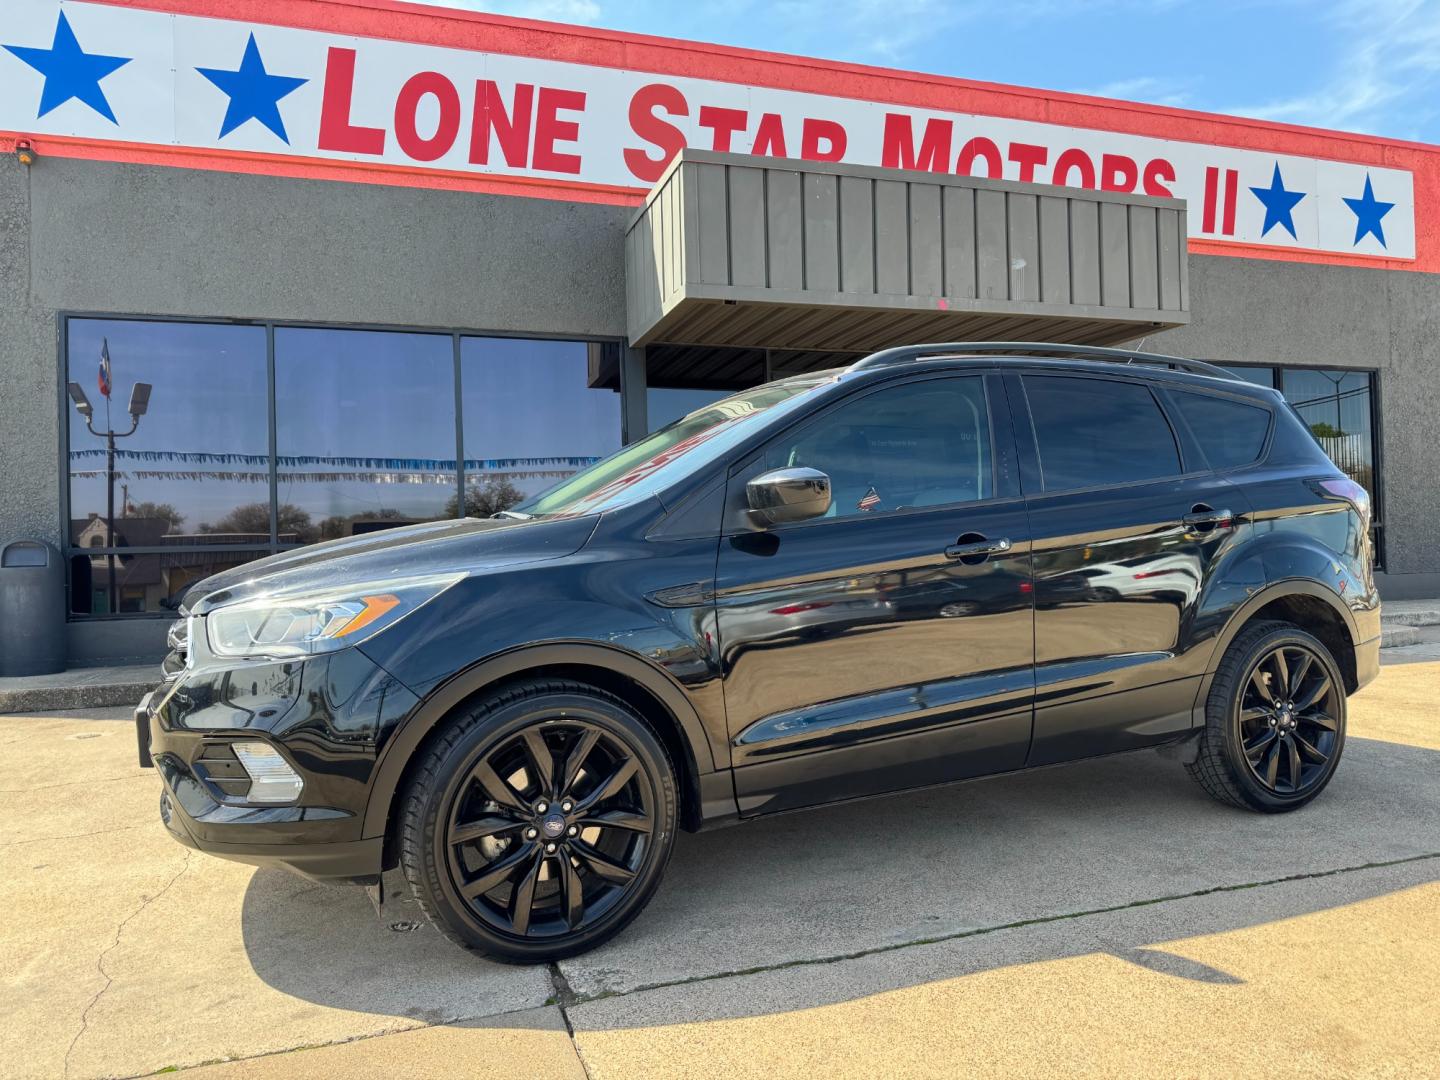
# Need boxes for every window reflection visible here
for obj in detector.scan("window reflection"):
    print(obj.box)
[275,328,456,542]
[66,320,269,545]
[69,547,269,615]
[460,338,620,516]
[1282,369,1377,501]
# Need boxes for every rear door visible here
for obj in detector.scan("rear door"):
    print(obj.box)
[1008,370,1247,766]
[715,372,1035,816]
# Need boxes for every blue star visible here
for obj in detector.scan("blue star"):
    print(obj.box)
[3,12,130,124]
[1249,163,1307,240]
[196,34,307,143]
[1342,174,1394,248]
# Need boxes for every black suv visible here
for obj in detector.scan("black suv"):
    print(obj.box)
[138,342,1380,962]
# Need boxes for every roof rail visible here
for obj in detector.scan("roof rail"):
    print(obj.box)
[847,342,1240,381]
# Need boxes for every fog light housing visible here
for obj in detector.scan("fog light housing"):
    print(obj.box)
[232,741,304,803]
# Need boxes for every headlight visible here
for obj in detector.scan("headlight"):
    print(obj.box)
[205,573,464,659]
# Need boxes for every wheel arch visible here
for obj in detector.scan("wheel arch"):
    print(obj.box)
[1206,579,1360,695]
[363,642,727,855]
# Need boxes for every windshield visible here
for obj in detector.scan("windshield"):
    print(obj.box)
[516,374,838,518]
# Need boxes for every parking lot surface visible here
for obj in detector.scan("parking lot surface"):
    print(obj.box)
[1,661,1436,1079]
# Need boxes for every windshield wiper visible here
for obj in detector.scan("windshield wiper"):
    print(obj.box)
[491,510,534,521]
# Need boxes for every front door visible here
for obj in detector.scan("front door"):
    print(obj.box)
[715,373,1035,816]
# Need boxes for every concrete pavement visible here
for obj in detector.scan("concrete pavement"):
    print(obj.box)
[0,661,1435,1078]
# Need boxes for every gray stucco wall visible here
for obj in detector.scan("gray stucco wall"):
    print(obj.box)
[1,154,1436,661]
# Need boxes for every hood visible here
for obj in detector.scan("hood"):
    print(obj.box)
[185,515,599,614]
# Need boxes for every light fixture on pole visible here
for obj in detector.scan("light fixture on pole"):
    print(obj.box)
[15,139,36,167]
[66,360,153,613]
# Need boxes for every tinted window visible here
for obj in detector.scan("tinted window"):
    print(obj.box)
[763,377,992,519]
[1171,391,1271,469]
[460,337,622,516]
[1024,376,1181,491]
[66,319,269,545]
[275,328,455,543]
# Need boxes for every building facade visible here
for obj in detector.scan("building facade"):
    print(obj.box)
[2,0,1437,664]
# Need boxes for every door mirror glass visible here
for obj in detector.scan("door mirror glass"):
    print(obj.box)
[747,467,832,524]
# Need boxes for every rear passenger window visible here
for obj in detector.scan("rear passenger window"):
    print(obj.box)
[1024,375,1181,491]
[1170,391,1271,469]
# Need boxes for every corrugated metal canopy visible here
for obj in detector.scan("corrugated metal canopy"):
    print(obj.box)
[626,151,1189,373]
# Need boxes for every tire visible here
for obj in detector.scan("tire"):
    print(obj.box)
[398,678,678,963]
[1187,620,1347,813]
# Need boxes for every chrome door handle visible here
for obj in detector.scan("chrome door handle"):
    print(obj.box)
[1182,506,1234,530]
[944,536,1012,562]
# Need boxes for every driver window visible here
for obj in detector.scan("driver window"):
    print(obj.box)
[763,377,992,519]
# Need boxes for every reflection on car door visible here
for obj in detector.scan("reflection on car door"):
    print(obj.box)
[715,373,1036,815]
[1008,371,1249,766]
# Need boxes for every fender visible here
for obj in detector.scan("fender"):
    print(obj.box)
[1188,576,1363,726]
[1210,578,1361,661]
[360,640,721,839]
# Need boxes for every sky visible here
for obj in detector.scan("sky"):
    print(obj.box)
[401,0,1440,145]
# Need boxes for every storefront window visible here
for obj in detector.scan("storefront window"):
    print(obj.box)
[275,328,457,542]
[66,320,270,544]
[459,338,621,515]
[1281,369,1378,501]
[64,318,620,616]
[65,319,271,615]
[1218,364,1276,388]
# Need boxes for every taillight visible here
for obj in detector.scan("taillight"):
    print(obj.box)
[1309,477,1371,521]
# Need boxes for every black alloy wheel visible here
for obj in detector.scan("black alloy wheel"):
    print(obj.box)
[1236,643,1341,796]
[1187,621,1347,813]
[400,680,677,963]
[446,719,654,938]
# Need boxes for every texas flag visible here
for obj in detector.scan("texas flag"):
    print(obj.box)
[98,337,111,398]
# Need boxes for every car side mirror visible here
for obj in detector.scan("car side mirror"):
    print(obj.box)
[746,467,832,525]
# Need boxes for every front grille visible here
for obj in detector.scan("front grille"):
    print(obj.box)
[193,742,250,800]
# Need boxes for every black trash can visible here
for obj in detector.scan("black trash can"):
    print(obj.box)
[0,539,66,676]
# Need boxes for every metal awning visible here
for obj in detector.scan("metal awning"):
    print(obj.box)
[625,151,1189,379]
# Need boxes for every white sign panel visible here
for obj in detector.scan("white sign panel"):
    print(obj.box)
[0,0,1416,260]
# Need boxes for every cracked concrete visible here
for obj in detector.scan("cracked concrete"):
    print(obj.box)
[64,850,193,1078]
[0,658,1436,1078]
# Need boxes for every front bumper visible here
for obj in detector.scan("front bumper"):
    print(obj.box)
[137,645,419,884]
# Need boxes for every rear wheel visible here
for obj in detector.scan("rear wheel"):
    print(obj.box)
[399,679,677,963]
[1187,621,1346,812]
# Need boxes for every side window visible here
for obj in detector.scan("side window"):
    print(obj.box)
[1023,375,1181,491]
[1169,390,1272,470]
[763,377,992,519]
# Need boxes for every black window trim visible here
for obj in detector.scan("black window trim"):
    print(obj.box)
[57,310,626,620]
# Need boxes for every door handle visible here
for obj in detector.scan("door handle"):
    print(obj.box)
[944,535,1012,563]
[1181,504,1234,531]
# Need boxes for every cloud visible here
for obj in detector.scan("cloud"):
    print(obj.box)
[400,0,603,23]
[1070,75,1196,109]
[1222,0,1440,139]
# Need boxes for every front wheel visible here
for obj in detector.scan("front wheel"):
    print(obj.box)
[1187,621,1347,812]
[398,679,677,963]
